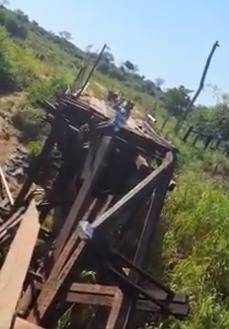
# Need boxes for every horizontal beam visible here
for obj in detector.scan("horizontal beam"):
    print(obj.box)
[69,283,118,296]
[66,292,113,307]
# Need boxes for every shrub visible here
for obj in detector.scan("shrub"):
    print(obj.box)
[0,28,17,92]
[0,9,27,39]
[27,140,43,157]
[12,107,45,141]
[28,76,67,106]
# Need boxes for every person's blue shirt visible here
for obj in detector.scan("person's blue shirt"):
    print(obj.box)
[111,105,127,132]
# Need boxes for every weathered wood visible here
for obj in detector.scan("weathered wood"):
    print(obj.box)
[134,167,173,267]
[28,240,86,324]
[136,299,189,316]
[27,150,174,329]
[27,153,172,324]
[92,152,173,230]
[17,278,40,317]
[0,165,14,206]
[13,318,44,329]
[184,41,219,119]
[78,44,107,98]
[54,135,112,259]
[66,283,123,329]
[115,152,174,329]
[0,207,25,242]
[0,201,39,329]
[183,126,193,142]
[204,135,212,150]
[67,292,114,307]
[69,283,117,296]
[192,134,199,146]
[106,289,123,329]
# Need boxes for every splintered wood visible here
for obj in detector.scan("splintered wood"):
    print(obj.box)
[0,94,188,329]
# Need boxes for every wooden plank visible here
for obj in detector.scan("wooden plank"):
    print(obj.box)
[115,152,174,329]
[28,240,86,324]
[13,317,44,329]
[0,207,25,241]
[91,151,173,229]
[62,96,174,155]
[106,289,123,329]
[54,135,113,259]
[66,292,114,307]
[0,201,40,329]
[67,283,123,329]
[0,205,31,245]
[29,152,174,326]
[69,283,117,296]
[136,300,189,316]
[133,165,173,267]
[0,165,14,206]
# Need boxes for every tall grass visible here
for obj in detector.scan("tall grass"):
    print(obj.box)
[153,169,229,329]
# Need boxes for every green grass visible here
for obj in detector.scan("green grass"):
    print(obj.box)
[153,169,229,329]
[141,118,229,329]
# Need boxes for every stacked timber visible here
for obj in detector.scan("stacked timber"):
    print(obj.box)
[0,95,188,329]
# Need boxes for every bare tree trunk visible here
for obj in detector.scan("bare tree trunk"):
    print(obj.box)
[184,41,219,120]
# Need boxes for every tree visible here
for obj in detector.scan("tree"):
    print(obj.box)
[0,0,9,7]
[15,9,29,22]
[141,79,156,96]
[59,30,72,41]
[102,50,114,64]
[123,60,138,72]
[154,77,165,89]
[5,17,27,38]
[96,48,117,76]
[0,29,16,92]
[215,104,229,141]
[163,85,191,118]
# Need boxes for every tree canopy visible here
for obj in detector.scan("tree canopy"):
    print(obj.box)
[163,85,191,118]
[59,30,72,41]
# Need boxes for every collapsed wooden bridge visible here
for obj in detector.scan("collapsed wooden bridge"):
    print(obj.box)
[0,94,189,329]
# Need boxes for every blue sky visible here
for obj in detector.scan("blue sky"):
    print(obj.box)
[9,0,229,105]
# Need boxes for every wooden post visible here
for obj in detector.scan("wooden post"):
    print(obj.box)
[28,151,174,325]
[204,136,212,150]
[192,133,199,146]
[116,152,174,329]
[77,44,107,98]
[183,126,193,142]
[53,135,113,259]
